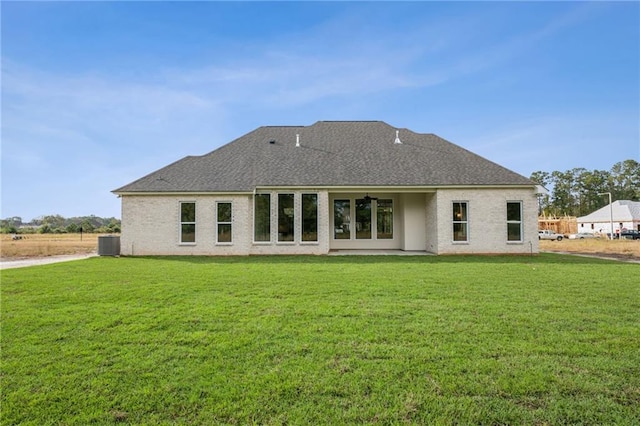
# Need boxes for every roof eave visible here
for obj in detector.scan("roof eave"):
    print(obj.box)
[114,183,537,196]
[113,190,254,196]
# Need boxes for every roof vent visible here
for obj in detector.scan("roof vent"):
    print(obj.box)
[269,139,276,144]
[296,134,300,148]
[394,130,402,144]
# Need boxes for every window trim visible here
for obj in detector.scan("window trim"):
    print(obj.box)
[332,196,395,241]
[301,193,319,244]
[376,198,394,240]
[179,201,196,245]
[253,193,272,244]
[355,197,372,240]
[333,198,352,240]
[452,201,469,243]
[277,193,295,244]
[506,200,523,243]
[216,201,233,245]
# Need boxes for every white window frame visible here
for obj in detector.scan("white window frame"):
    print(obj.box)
[506,201,523,243]
[216,201,233,245]
[253,193,272,244]
[331,196,395,241]
[376,198,394,240]
[179,201,196,245]
[452,201,469,243]
[277,193,296,244]
[301,193,319,244]
[333,198,352,241]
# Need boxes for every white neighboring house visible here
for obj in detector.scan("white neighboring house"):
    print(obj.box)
[576,200,640,236]
[113,121,541,256]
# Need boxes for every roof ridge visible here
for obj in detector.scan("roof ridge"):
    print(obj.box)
[262,125,306,128]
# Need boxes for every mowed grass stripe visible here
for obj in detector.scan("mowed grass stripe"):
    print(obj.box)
[2,255,639,424]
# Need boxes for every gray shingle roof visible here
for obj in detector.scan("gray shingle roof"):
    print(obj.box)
[113,121,534,193]
[577,200,640,222]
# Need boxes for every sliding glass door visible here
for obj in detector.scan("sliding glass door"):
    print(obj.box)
[333,198,393,241]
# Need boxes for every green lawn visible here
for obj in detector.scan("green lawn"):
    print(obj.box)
[2,254,639,425]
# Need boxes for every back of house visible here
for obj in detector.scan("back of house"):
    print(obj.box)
[113,121,540,256]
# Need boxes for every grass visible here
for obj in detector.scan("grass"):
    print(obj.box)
[2,255,639,424]
[0,233,99,258]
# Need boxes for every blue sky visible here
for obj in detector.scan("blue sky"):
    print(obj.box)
[2,1,638,221]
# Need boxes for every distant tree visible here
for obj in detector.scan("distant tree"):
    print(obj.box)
[42,215,66,230]
[38,224,52,234]
[2,215,121,234]
[80,219,95,233]
[549,170,576,215]
[610,160,640,201]
[529,171,551,215]
[577,169,610,216]
[107,219,121,233]
[0,225,18,234]
[531,159,638,217]
[0,217,23,233]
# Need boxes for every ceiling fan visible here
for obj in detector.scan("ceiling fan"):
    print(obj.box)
[362,194,378,202]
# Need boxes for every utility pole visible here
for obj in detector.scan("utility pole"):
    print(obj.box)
[597,192,614,240]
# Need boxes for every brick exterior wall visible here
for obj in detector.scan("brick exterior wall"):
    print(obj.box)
[120,192,329,256]
[433,188,539,255]
[120,188,539,256]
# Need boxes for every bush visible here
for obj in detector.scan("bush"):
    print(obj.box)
[0,226,18,234]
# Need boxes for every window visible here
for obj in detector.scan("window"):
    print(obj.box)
[507,201,522,242]
[216,202,232,243]
[180,202,196,244]
[302,194,318,242]
[278,193,295,242]
[333,197,395,241]
[453,202,468,242]
[377,199,393,239]
[254,194,271,242]
[355,198,372,239]
[334,200,351,239]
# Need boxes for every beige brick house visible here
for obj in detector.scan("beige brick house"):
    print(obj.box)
[113,121,540,255]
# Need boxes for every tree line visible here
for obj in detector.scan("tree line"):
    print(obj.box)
[530,159,640,217]
[0,215,121,234]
